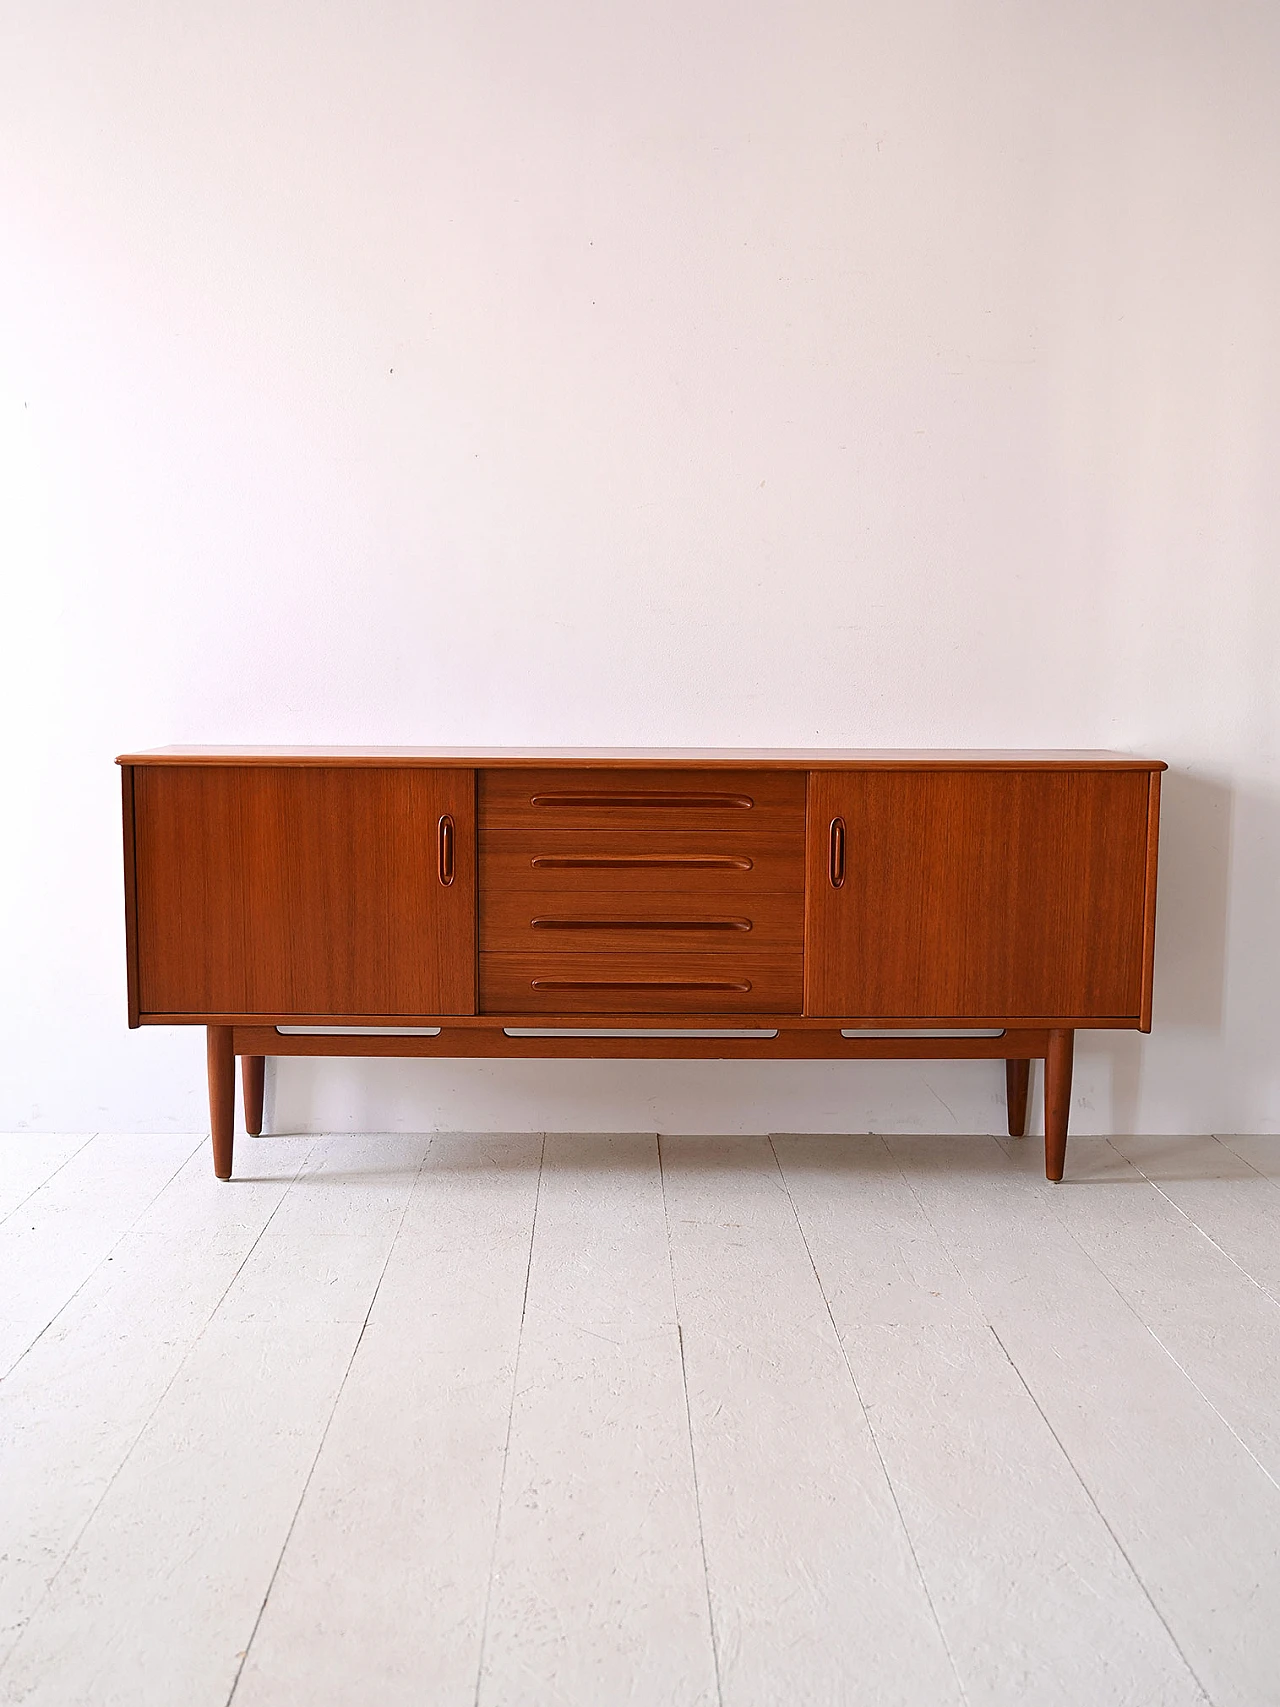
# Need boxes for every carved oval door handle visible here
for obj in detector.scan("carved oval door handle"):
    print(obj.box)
[438,815,455,887]
[829,816,846,888]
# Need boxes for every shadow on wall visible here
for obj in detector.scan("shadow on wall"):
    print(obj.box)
[1103,766,1234,1133]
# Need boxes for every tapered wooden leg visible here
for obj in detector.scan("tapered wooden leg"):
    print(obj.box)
[1044,1028,1075,1182]
[1005,1058,1030,1138]
[207,1025,235,1180]
[242,1055,265,1137]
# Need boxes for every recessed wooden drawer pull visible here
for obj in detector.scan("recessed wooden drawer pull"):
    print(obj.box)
[530,916,753,932]
[829,816,846,888]
[438,814,455,886]
[530,854,754,870]
[529,792,754,810]
[530,978,754,992]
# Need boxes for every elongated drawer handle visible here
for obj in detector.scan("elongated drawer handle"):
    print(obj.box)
[530,978,753,992]
[829,817,846,888]
[438,815,455,886]
[530,916,753,932]
[528,792,754,810]
[531,854,754,870]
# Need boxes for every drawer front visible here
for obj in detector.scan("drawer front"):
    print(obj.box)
[480,768,806,833]
[480,829,804,953]
[479,767,806,1015]
[479,951,803,1015]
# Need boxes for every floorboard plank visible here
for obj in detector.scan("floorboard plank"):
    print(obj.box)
[254,1133,432,1239]
[0,1139,312,1670]
[775,1134,1206,1707]
[0,1136,409,1707]
[0,1321,363,1707]
[0,1134,202,1376]
[892,1134,1280,1707]
[233,1134,543,1707]
[1110,1135,1280,1303]
[1000,1135,1280,1490]
[1217,1135,1280,1182]
[0,1136,95,1226]
[477,1134,718,1707]
[662,1135,962,1707]
[4,1131,1278,1707]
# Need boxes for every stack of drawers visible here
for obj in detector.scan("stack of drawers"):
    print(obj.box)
[477,768,807,1014]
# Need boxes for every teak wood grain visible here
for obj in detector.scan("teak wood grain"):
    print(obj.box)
[242,1055,265,1137]
[479,950,804,1015]
[206,1026,235,1181]
[142,1008,1140,1030]
[479,767,806,831]
[120,764,141,1029]
[1045,1028,1076,1182]
[805,769,1152,1022]
[479,829,806,954]
[120,746,1165,769]
[1005,1058,1031,1137]
[1139,770,1162,1031]
[131,766,476,1017]
[235,1026,1052,1060]
[117,747,1165,1182]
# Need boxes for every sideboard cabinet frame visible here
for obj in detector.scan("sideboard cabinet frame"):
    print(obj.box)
[118,748,1164,1183]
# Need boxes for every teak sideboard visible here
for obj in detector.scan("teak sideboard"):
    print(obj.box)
[117,747,1166,1182]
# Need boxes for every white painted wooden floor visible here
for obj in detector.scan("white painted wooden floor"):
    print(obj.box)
[3,1130,1279,1707]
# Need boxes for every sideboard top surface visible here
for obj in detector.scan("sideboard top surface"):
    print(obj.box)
[118,746,1167,771]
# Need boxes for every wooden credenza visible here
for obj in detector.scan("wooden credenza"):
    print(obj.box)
[118,748,1165,1181]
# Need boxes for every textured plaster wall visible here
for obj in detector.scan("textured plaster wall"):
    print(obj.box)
[2,1,1276,1134]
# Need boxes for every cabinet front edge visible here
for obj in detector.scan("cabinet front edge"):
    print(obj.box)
[115,747,1169,771]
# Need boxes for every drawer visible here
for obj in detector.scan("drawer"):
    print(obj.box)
[482,904,799,955]
[479,951,803,1014]
[479,828,804,953]
[479,768,806,833]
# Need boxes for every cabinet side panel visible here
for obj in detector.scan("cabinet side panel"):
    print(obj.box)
[1139,770,1162,1032]
[133,766,476,1017]
[807,770,1151,1020]
[121,765,141,1028]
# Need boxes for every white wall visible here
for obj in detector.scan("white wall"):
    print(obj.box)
[2,0,1276,1137]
